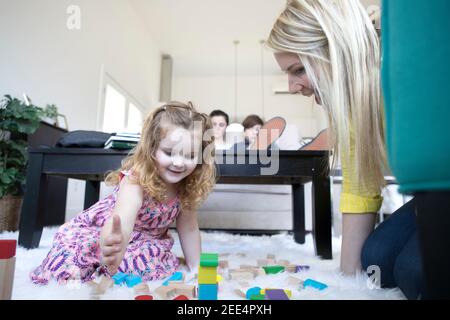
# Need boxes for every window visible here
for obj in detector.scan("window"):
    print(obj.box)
[100,75,144,134]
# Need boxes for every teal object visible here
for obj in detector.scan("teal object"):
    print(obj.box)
[112,272,128,285]
[303,279,328,291]
[245,287,262,300]
[163,271,183,286]
[382,0,450,193]
[125,275,142,288]
[198,284,218,300]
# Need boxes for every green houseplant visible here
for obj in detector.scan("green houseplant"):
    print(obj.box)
[0,95,43,231]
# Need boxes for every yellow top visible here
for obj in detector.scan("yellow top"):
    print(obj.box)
[339,137,383,214]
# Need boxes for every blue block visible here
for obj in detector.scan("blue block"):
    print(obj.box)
[245,287,262,300]
[163,271,184,286]
[112,272,128,285]
[303,278,328,291]
[125,275,142,288]
[198,284,218,300]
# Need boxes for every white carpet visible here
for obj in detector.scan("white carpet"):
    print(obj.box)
[1,228,405,300]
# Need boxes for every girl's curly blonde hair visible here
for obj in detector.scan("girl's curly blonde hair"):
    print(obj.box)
[105,101,216,211]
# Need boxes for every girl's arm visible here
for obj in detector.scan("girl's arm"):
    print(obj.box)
[100,176,143,274]
[176,208,201,273]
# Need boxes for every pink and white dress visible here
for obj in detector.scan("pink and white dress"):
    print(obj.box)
[30,171,181,285]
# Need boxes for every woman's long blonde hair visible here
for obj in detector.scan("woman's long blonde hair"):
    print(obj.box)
[267,0,387,190]
[105,101,216,210]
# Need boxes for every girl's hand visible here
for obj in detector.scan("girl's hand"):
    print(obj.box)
[101,215,124,275]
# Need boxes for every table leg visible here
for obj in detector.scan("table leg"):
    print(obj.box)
[292,184,305,244]
[84,181,100,210]
[312,157,332,259]
[18,153,46,249]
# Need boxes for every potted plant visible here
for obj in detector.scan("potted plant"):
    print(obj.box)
[0,95,43,231]
[41,104,59,126]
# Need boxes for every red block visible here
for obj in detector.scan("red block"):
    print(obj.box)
[173,295,189,300]
[0,240,17,259]
[135,295,153,300]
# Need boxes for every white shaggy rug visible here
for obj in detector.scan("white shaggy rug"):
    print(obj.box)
[1,228,405,300]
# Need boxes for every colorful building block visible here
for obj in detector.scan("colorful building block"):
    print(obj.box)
[261,288,292,298]
[265,289,290,300]
[200,253,219,267]
[173,295,189,300]
[125,274,142,288]
[245,287,262,300]
[198,284,218,300]
[0,240,16,300]
[163,271,184,286]
[135,295,153,300]
[296,265,310,272]
[198,266,217,284]
[262,265,285,274]
[133,282,150,296]
[303,278,328,291]
[250,293,265,300]
[112,272,128,285]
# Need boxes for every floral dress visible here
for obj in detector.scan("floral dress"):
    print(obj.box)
[30,171,181,284]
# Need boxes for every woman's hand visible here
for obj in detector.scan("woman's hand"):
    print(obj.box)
[101,215,124,275]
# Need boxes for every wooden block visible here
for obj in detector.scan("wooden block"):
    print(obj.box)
[239,264,256,269]
[257,259,275,266]
[171,284,197,299]
[267,254,276,260]
[262,265,285,274]
[219,253,230,257]
[0,240,16,259]
[286,264,297,273]
[288,276,303,287]
[229,270,254,280]
[177,256,186,266]
[173,295,189,300]
[0,257,15,300]
[236,253,247,258]
[219,260,229,269]
[133,283,150,296]
[277,260,290,266]
[234,288,246,298]
[155,285,177,299]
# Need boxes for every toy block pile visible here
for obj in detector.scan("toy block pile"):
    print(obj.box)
[198,253,219,300]
[0,240,17,300]
[155,271,196,300]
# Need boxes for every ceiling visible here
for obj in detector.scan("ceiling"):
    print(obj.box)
[130,0,380,77]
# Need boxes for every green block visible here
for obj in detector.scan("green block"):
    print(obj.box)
[263,265,285,274]
[200,253,219,267]
[250,293,265,300]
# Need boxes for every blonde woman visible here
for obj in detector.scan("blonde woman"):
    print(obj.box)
[267,0,423,299]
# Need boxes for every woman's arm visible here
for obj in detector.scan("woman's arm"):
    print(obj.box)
[100,177,143,274]
[176,208,201,273]
[340,213,376,275]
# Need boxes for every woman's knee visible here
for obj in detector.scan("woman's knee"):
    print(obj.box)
[361,233,397,287]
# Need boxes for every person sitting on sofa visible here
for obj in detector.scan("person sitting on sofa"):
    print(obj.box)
[209,109,230,150]
[231,114,264,152]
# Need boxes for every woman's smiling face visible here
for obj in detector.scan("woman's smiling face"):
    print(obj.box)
[274,52,321,105]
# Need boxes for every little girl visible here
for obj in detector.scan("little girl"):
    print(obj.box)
[31,101,216,284]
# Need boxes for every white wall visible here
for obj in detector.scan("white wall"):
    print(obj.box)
[0,0,162,220]
[173,74,328,139]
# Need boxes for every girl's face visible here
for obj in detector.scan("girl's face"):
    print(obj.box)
[211,115,227,141]
[155,126,201,185]
[274,52,321,105]
[245,124,262,144]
